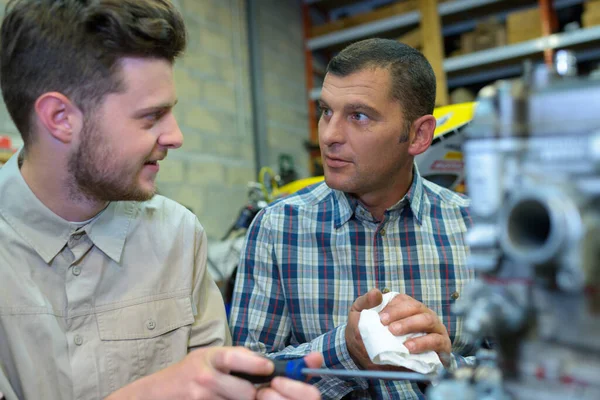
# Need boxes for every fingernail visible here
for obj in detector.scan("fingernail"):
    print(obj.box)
[379,313,389,324]
[405,342,415,352]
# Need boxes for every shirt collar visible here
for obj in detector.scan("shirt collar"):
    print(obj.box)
[332,164,425,228]
[0,150,134,264]
[86,200,136,264]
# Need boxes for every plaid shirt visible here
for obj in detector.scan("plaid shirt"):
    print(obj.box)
[229,169,474,399]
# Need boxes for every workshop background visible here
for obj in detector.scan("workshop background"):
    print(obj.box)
[1,0,600,241]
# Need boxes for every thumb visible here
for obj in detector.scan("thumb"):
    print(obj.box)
[352,288,383,312]
[303,352,324,369]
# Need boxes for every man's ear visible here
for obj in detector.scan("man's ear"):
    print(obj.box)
[34,92,83,144]
[408,114,436,156]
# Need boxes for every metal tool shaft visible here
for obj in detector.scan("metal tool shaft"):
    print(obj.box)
[301,368,433,382]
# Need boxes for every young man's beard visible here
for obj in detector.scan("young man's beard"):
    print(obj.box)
[67,118,155,202]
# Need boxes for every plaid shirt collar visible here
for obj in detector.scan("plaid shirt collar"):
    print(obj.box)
[332,165,425,229]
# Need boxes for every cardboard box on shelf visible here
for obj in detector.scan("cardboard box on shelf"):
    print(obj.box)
[585,0,600,13]
[309,1,417,38]
[583,11,600,27]
[507,7,542,44]
[460,18,506,53]
[583,0,600,27]
[507,27,542,44]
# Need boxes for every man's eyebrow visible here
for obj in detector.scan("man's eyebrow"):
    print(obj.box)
[133,99,178,118]
[344,103,381,117]
[317,99,329,108]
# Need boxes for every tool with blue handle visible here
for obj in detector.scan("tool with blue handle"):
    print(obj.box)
[232,358,434,384]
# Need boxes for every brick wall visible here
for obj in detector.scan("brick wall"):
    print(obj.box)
[159,0,256,238]
[0,0,308,240]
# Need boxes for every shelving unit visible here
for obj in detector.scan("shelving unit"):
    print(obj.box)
[301,0,600,175]
[306,0,504,50]
[306,0,584,50]
[445,24,600,71]
[309,24,600,99]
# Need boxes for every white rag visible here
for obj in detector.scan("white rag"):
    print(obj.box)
[358,292,443,375]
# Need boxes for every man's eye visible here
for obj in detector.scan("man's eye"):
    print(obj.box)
[351,112,369,122]
[320,107,332,117]
[145,112,161,121]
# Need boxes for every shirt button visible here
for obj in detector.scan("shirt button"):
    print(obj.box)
[380,228,386,236]
[72,266,81,276]
[451,291,460,300]
[146,319,156,330]
[72,233,83,240]
[382,288,391,294]
[74,334,83,346]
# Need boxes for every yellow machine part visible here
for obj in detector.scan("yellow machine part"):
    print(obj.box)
[276,176,326,197]
[432,102,476,138]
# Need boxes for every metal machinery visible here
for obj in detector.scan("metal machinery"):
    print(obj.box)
[428,51,600,399]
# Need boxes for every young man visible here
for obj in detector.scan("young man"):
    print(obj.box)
[230,39,475,399]
[0,1,322,399]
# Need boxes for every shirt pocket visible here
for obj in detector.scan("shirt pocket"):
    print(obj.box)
[96,296,195,394]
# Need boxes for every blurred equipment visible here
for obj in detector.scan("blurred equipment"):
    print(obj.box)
[277,154,298,186]
[207,180,268,305]
[416,101,476,192]
[207,166,324,307]
[428,50,600,399]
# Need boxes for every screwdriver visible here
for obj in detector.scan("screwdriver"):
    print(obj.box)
[232,358,434,384]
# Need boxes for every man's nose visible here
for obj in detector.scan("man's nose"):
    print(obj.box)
[157,113,183,149]
[319,116,345,146]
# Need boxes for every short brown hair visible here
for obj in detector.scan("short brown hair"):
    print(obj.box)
[0,0,186,149]
[327,38,436,135]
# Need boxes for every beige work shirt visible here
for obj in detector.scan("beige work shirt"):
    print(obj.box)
[0,152,231,400]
